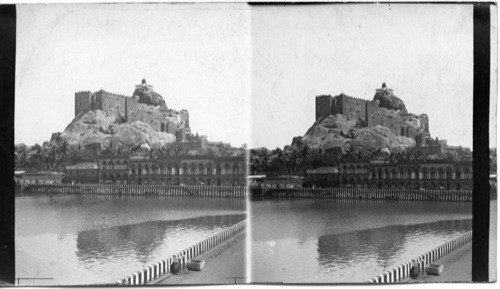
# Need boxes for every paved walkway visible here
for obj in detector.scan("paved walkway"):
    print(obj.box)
[153,231,246,285]
[407,242,472,283]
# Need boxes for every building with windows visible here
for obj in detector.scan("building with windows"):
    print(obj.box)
[338,160,371,188]
[305,160,473,190]
[370,161,472,190]
[305,167,339,188]
[98,155,246,186]
[63,162,99,184]
[16,172,64,185]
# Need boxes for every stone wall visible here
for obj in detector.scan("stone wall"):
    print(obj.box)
[335,94,367,125]
[74,88,190,135]
[315,95,335,120]
[75,91,93,116]
[372,107,406,136]
[96,90,127,117]
[315,93,430,139]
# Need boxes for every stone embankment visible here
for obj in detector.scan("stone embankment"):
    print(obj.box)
[252,187,472,202]
[20,184,247,198]
[366,230,473,283]
[116,219,247,285]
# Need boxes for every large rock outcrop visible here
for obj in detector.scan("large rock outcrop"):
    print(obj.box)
[60,110,176,151]
[133,79,167,108]
[373,83,407,113]
[298,114,415,152]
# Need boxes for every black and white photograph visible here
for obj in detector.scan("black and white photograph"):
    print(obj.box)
[247,2,496,284]
[12,2,249,286]
[0,0,497,287]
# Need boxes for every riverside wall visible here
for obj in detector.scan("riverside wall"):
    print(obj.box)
[366,230,473,283]
[20,184,247,198]
[116,219,247,285]
[252,187,472,202]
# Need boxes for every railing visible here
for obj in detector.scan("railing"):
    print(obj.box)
[366,230,473,283]
[19,184,248,198]
[251,187,473,202]
[116,219,247,285]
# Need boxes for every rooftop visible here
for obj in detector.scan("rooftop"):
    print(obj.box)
[66,162,98,170]
[307,167,339,174]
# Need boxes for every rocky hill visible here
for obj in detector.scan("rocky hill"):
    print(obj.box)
[373,85,407,113]
[133,79,167,108]
[60,110,176,151]
[296,114,416,152]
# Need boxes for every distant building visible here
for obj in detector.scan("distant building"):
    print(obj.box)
[74,79,191,142]
[99,155,246,186]
[249,175,304,189]
[16,172,64,185]
[370,161,472,190]
[338,160,371,188]
[315,84,428,141]
[305,160,473,190]
[305,167,339,188]
[63,162,99,184]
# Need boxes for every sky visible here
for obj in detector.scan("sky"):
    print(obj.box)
[15,3,251,148]
[15,3,496,150]
[251,4,480,149]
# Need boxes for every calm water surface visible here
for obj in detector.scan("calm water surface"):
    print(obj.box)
[16,193,246,285]
[251,199,472,283]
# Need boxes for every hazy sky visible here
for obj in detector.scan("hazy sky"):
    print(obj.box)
[15,3,251,147]
[15,3,496,149]
[251,4,478,149]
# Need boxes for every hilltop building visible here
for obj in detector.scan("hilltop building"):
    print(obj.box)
[315,83,431,145]
[74,79,191,142]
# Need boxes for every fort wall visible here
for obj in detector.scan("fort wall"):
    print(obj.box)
[315,95,335,120]
[96,90,127,117]
[314,87,430,142]
[75,91,93,116]
[335,94,367,125]
[126,96,166,131]
[74,84,190,137]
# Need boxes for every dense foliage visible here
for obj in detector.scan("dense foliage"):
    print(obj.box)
[249,143,474,176]
[15,135,246,172]
[14,136,190,172]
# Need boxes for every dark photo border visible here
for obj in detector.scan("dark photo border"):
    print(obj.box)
[0,1,496,285]
[472,2,492,283]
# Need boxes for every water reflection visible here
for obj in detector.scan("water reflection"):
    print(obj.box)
[16,194,246,285]
[317,219,472,273]
[251,199,472,283]
[76,214,246,264]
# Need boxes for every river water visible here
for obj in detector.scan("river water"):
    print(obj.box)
[16,193,246,285]
[250,199,472,283]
